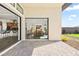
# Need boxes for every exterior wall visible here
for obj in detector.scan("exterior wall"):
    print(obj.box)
[22,3,62,40]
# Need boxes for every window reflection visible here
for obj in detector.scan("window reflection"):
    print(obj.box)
[26,18,48,39]
[0,5,20,52]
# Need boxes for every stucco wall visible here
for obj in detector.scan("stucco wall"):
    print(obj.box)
[22,3,62,40]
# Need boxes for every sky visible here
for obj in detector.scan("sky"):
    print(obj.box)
[62,3,79,27]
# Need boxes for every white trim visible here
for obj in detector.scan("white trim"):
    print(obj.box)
[18,17,21,40]
[0,40,22,56]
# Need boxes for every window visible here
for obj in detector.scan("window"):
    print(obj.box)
[16,3,23,14]
[10,3,15,7]
[0,4,21,52]
[25,18,49,39]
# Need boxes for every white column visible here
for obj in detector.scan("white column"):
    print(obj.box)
[21,17,25,40]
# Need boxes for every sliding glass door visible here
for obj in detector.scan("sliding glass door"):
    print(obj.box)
[0,4,21,52]
[25,18,48,39]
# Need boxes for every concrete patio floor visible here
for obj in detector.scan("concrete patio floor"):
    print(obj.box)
[1,40,79,56]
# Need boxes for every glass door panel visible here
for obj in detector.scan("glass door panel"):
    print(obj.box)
[0,4,21,52]
[25,18,48,39]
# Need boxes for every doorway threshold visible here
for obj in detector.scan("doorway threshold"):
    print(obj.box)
[25,39,48,41]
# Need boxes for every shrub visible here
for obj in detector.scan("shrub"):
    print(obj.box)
[61,35,70,42]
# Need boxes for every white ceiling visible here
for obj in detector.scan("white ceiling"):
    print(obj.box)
[0,6,18,20]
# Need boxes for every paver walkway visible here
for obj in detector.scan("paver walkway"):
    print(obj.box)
[2,40,79,56]
[63,36,79,50]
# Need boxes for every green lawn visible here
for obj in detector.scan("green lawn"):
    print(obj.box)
[66,34,79,38]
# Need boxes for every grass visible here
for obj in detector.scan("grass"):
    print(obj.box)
[66,34,79,38]
[61,34,79,42]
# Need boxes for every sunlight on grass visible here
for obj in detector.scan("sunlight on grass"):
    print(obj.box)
[61,35,71,42]
[67,34,79,38]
